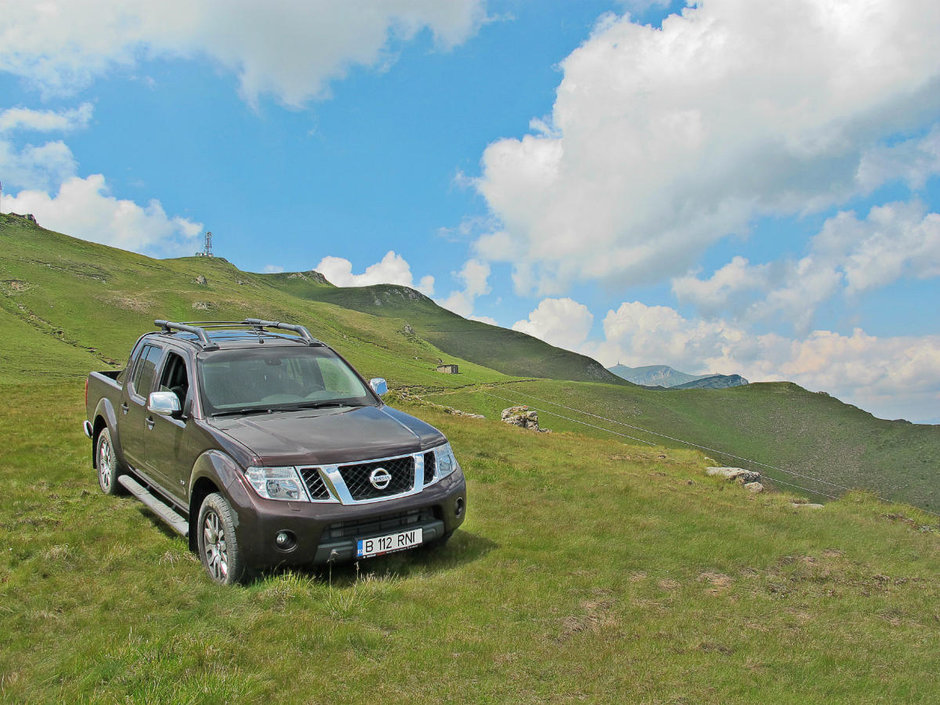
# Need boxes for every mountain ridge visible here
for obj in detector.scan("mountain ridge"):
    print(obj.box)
[609,363,748,389]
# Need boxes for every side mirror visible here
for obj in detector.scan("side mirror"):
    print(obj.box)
[148,391,182,417]
[369,378,388,396]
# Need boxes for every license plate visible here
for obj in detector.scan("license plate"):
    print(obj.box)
[357,528,423,558]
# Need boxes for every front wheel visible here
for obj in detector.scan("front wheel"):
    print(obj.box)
[197,493,245,585]
[95,427,124,495]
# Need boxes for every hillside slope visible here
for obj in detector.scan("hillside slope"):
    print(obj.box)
[265,275,626,385]
[2,213,937,510]
[423,378,940,511]
[1,381,938,703]
[0,214,507,390]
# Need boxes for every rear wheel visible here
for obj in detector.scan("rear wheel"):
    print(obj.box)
[197,493,245,585]
[95,427,124,495]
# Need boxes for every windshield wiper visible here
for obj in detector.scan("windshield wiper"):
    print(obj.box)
[211,407,274,418]
[289,400,365,410]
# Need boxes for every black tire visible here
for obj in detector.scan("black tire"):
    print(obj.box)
[197,493,245,585]
[95,427,124,495]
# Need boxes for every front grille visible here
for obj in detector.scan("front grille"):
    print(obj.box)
[323,507,435,541]
[298,467,332,500]
[423,451,436,485]
[339,456,414,500]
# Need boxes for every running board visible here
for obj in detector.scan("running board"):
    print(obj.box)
[118,475,189,538]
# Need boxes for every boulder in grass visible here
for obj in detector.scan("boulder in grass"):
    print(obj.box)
[706,466,761,484]
[501,406,541,431]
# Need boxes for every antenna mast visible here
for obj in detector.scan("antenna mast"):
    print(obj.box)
[196,231,213,257]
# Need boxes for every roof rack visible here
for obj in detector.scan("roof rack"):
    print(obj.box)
[155,320,219,350]
[243,318,317,344]
[153,319,320,349]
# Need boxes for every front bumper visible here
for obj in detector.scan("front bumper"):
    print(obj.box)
[228,469,467,569]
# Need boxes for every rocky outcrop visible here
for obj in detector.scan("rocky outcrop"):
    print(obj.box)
[706,466,761,484]
[287,270,330,285]
[706,466,764,492]
[501,406,549,432]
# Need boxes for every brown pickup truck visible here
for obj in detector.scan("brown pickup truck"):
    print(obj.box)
[84,319,466,584]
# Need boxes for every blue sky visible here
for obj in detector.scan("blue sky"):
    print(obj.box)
[1,0,939,423]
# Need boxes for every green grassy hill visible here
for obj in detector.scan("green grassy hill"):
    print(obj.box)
[1,212,938,511]
[0,213,507,390]
[422,379,940,510]
[1,214,939,703]
[264,275,624,385]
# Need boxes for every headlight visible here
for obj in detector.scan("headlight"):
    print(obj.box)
[436,443,459,479]
[246,466,308,501]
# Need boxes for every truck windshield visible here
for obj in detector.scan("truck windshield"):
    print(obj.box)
[198,346,375,416]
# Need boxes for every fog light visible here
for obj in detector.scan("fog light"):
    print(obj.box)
[454,496,465,519]
[275,530,296,551]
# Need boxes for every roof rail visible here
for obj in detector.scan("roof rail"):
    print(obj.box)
[154,318,321,348]
[154,320,219,350]
[242,318,318,344]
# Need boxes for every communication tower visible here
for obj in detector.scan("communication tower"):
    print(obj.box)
[196,231,213,257]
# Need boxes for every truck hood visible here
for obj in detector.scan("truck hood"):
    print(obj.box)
[209,405,446,466]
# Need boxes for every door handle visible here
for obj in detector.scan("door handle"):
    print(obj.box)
[146,417,155,430]
[121,403,129,415]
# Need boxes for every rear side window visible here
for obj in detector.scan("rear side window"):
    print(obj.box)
[131,344,163,398]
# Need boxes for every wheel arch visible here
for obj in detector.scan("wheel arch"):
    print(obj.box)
[91,397,121,469]
[188,450,247,552]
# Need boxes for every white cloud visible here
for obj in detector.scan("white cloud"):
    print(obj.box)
[0,139,78,192]
[585,301,940,423]
[0,102,94,191]
[0,1,487,105]
[474,0,940,294]
[263,265,284,274]
[856,125,940,192]
[2,174,203,257]
[438,258,491,317]
[674,201,940,331]
[314,250,434,295]
[0,103,94,133]
[512,297,594,351]
[672,256,771,317]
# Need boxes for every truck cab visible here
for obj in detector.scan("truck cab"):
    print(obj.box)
[85,319,467,584]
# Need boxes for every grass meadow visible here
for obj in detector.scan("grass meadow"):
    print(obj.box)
[1,381,938,704]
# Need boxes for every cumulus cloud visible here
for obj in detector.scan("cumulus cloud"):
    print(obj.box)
[0,102,95,191]
[315,250,434,294]
[474,0,940,294]
[672,256,771,318]
[584,301,940,423]
[0,139,78,192]
[856,125,940,192]
[512,298,594,351]
[0,1,487,105]
[3,174,203,257]
[674,201,940,331]
[0,103,94,133]
[438,258,491,317]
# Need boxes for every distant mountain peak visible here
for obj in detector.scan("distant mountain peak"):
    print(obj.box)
[608,364,748,389]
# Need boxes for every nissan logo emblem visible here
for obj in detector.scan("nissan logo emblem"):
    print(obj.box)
[369,467,392,490]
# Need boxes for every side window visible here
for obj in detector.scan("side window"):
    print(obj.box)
[131,344,163,398]
[116,339,144,385]
[158,352,190,407]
